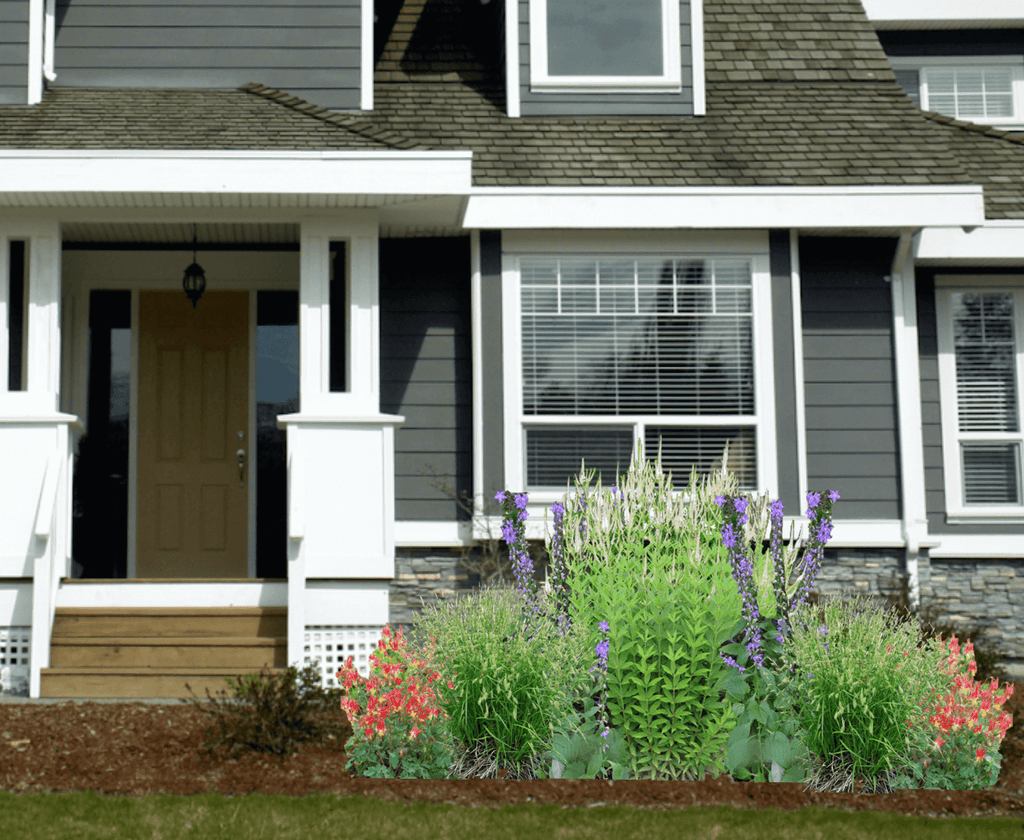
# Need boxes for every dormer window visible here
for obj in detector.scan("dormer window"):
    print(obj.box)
[529,0,682,92]
[890,56,1024,128]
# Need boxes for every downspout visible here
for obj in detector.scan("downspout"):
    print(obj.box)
[27,0,44,103]
[886,229,936,612]
[43,0,57,83]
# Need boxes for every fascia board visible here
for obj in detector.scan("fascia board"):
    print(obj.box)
[0,150,474,196]
[917,222,1024,262]
[461,186,986,229]
[861,0,1024,28]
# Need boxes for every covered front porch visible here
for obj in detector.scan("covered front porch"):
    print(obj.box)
[0,149,472,698]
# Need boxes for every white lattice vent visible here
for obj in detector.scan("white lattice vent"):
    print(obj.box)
[0,627,31,696]
[303,626,385,690]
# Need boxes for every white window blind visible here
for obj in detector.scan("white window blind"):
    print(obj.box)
[520,257,756,491]
[952,292,1022,505]
[926,66,1015,120]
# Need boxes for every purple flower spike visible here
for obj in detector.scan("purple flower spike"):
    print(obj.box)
[515,493,529,512]
[721,523,737,550]
[770,499,784,520]
[806,491,821,510]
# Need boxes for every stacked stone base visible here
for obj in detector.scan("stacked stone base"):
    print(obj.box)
[390,543,1024,681]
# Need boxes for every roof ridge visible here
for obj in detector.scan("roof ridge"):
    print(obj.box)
[921,109,1024,147]
[239,83,415,149]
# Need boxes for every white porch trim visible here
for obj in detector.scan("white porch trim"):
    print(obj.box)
[462,186,986,230]
[916,223,1024,265]
[861,0,1024,28]
[0,150,474,203]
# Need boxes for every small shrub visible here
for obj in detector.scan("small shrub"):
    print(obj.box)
[179,659,352,759]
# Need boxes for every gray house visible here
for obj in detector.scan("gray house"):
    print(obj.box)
[0,0,1022,699]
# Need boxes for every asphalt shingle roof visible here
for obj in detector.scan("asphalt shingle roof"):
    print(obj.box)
[0,87,390,150]
[920,112,1024,219]
[0,0,1022,219]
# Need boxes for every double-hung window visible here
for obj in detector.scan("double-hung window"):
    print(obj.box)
[890,56,1024,128]
[508,253,770,498]
[936,280,1024,521]
[529,0,682,92]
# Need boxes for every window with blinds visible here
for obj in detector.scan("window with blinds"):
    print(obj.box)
[888,59,1023,124]
[926,66,1015,120]
[520,256,756,492]
[951,292,1022,506]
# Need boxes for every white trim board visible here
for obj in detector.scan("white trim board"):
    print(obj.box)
[54,580,288,608]
[392,517,912,549]
[928,534,1024,558]
[916,225,1024,264]
[861,0,1024,28]
[0,151,474,198]
[462,187,985,229]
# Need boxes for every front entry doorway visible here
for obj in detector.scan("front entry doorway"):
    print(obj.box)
[136,291,249,578]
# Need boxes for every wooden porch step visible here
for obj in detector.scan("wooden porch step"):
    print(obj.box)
[50,607,287,639]
[41,606,291,699]
[39,667,295,700]
[49,636,287,669]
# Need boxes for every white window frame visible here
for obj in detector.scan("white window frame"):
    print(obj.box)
[528,0,682,93]
[935,275,1024,524]
[889,55,1024,128]
[501,233,777,510]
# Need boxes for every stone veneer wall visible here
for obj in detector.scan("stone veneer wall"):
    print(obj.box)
[390,544,1024,680]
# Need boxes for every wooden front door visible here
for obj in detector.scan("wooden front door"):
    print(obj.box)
[137,291,249,578]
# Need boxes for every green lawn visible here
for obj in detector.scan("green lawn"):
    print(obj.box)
[0,790,1020,840]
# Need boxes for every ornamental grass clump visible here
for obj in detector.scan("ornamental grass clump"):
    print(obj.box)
[405,580,597,779]
[777,592,959,793]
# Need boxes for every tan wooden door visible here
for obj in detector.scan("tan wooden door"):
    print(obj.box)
[137,291,249,578]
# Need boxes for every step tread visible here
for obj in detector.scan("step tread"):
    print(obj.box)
[40,666,296,675]
[53,607,286,615]
[49,636,287,647]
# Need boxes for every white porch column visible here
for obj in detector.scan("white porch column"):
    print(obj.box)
[282,213,403,684]
[0,219,79,697]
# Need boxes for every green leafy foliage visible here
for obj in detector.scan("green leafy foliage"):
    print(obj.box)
[534,694,632,779]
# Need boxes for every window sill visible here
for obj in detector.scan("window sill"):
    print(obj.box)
[529,82,683,95]
[945,514,1024,525]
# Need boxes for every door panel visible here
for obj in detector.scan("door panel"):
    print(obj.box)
[137,291,249,578]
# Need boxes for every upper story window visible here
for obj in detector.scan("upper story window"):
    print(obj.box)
[529,0,682,92]
[890,56,1024,128]
[936,280,1024,523]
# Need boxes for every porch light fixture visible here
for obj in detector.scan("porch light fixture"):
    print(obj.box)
[182,224,207,309]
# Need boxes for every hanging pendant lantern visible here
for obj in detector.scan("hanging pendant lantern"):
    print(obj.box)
[182,224,207,309]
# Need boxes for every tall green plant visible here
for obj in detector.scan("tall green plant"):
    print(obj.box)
[541,441,780,780]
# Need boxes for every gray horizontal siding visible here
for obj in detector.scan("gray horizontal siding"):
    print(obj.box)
[916,268,1024,535]
[800,237,901,520]
[52,0,360,110]
[380,237,473,523]
[518,0,693,116]
[0,1,28,105]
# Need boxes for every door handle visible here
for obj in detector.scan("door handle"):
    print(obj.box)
[236,448,246,487]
